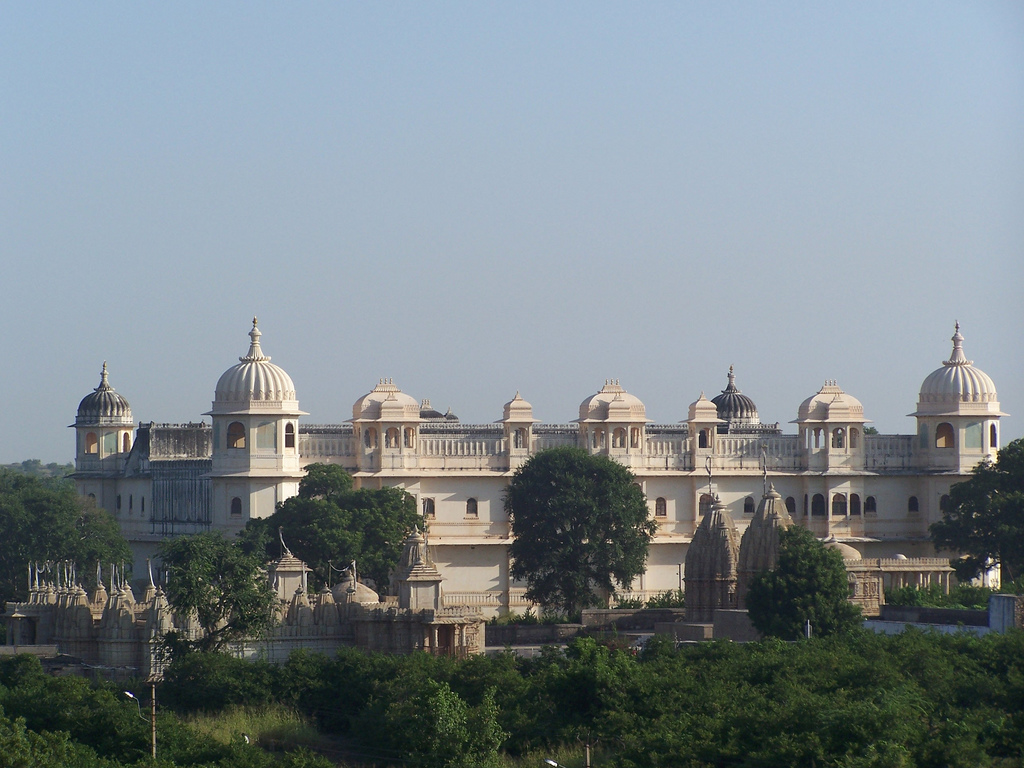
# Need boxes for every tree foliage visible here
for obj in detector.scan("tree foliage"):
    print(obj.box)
[505,447,657,616]
[243,463,419,593]
[159,531,278,653]
[931,437,1024,582]
[0,469,130,605]
[746,525,862,640]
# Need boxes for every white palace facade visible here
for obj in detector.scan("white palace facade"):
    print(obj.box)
[72,320,1006,617]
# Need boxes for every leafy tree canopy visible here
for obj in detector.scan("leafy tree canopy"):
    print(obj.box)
[0,469,130,605]
[505,447,657,616]
[746,525,862,640]
[159,531,278,653]
[931,437,1024,582]
[241,463,419,593]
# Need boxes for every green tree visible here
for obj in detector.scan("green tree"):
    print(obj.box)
[746,525,862,640]
[159,532,277,653]
[931,437,1024,582]
[0,469,130,605]
[243,463,419,593]
[505,447,657,616]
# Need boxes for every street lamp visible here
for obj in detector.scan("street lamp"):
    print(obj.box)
[124,684,157,761]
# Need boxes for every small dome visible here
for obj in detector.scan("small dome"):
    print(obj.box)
[502,391,537,422]
[823,536,862,560]
[578,380,646,422]
[710,367,759,425]
[419,399,446,420]
[797,381,866,423]
[687,392,722,423]
[352,379,420,421]
[918,324,998,405]
[214,319,297,404]
[76,363,133,426]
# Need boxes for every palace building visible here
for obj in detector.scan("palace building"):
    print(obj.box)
[72,320,1006,617]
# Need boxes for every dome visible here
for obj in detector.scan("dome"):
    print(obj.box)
[918,324,998,406]
[710,367,759,425]
[823,536,862,560]
[352,379,420,421]
[419,399,446,420]
[502,391,537,423]
[76,363,133,426]
[214,319,297,404]
[797,381,866,423]
[578,380,647,422]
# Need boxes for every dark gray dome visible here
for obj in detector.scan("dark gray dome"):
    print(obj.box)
[710,367,759,425]
[419,399,446,420]
[76,363,133,426]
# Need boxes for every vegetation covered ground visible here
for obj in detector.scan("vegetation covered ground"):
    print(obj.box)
[3,628,1024,767]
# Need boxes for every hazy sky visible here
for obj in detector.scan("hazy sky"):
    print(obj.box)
[2,3,1022,465]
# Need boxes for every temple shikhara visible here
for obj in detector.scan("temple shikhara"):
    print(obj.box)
[60,319,1005,621]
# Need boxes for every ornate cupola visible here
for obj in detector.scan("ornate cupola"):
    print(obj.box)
[576,380,648,465]
[72,363,135,509]
[711,367,760,431]
[910,323,1005,472]
[351,379,422,472]
[795,381,868,471]
[502,392,538,467]
[207,318,306,530]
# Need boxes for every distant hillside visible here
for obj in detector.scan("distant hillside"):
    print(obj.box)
[1,459,75,479]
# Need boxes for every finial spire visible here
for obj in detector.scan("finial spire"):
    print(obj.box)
[240,318,270,363]
[944,321,971,366]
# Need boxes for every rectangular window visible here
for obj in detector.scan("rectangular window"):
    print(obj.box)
[256,421,277,452]
[965,422,983,450]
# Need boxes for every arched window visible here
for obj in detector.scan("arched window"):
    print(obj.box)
[655,497,667,517]
[908,496,919,514]
[285,423,296,449]
[230,497,242,517]
[122,433,131,453]
[698,429,710,449]
[85,432,98,454]
[832,493,847,517]
[744,496,755,515]
[785,496,796,516]
[227,422,246,449]
[699,493,713,517]
[865,496,877,515]
[422,498,435,518]
[465,498,478,518]
[385,428,400,448]
[935,423,955,449]
[990,424,998,449]
[812,494,826,516]
[850,493,861,515]
[849,428,858,449]
[832,428,845,449]
[612,428,626,448]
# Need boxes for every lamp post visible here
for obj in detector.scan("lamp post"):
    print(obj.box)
[124,682,157,761]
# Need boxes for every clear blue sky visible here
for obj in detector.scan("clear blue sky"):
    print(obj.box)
[2,3,1022,464]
